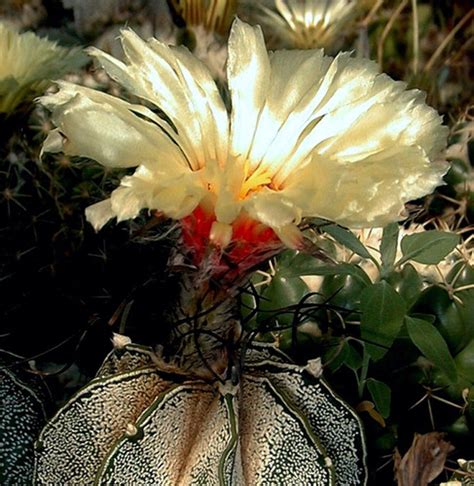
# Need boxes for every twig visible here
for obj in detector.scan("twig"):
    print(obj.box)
[424,9,474,73]
[377,0,410,68]
[411,0,419,74]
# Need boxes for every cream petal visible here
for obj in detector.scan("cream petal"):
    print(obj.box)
[282,147,448,228]
[85,199,115,231]
[40,128,64,158]
[396,91,448,159]
[244,49,328,171]
[314,90,447,163]
[247,53,446,188]
[39,18,449,239]
[40,82,189,173]
[214,195,242,226]
[88,30,229,169]
[260,2,292,32]
[210,221,233,248]
[260,0,357,50]
[274,224,304,249]
[228,19,271,164]
[241,52,382,183]
[245,189,302,229]
[275,0,297,29]
[204,158,244,224]
[109,169,205,222]
[152,181,204,219]
[110,182,145,222]
[0,23,85,113]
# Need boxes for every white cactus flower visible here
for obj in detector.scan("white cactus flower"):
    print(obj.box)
[40,19,448,255]
[0,22,84,114]
[171,0,237,35]
[256,0,358,49]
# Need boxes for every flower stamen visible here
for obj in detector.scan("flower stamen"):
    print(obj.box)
[240,165,273,199]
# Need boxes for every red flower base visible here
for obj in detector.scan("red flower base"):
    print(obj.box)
[181,206,282,279]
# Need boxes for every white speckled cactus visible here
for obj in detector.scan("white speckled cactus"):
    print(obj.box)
[0,352,48,485]
[34,343,367,484]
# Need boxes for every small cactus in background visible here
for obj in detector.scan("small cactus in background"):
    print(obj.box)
[0,351,49,484]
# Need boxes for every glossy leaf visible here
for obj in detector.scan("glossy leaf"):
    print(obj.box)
[454,339,474,384]
[344,342,363,371]
[279,252,371,287]
[387,264,423,309]
[380,223,399,273]
[366,379,391,419]
[360,282,406,360]
[413,286,470,354]
[399,231,459,265]
[259,274,310,327]
[320,274,367,311]
[405,317,458,382]
[323,341,348,372]
[317,221,373,260]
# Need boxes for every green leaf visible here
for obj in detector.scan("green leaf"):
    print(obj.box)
[319,222,373,260]
[360,282,406,360]
[259,274,310,327]
[344,342,363,371]
[280,253,371,287]
[386,264,423,309]
[405,316,458,382]
[366,379,391,419]
[323,340,348,372]
[380,223,399,273]
[399,231,460,265]
[320,273,367,311]
[409,313,436,324]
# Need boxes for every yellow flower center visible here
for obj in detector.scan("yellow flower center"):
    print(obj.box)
[239,163,273,199]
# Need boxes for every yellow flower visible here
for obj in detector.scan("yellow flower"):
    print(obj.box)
[41,19,447,253]
[171,0,237,35]
[256,0,358,49]
[0,22,84,114]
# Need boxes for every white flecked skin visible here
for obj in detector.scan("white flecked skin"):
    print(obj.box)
[34,343,367,485]
[0,355,48,484]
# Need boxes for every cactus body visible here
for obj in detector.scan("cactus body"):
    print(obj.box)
[0,355,48,485]
[34,343,367,485]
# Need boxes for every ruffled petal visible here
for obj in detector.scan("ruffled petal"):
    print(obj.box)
[87,30,229,169]
[244,189,302,229]
[203,158,245,224]
[259,53,383,184]
[40,82,189,174]
[39,19,449,246]
[282,147,448,228]
[239,51,446,190]
[109,167,205,222]
[85,199,115,231]
[242,49,330,176]
[274,224,304,249]
[259,0,357,50]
